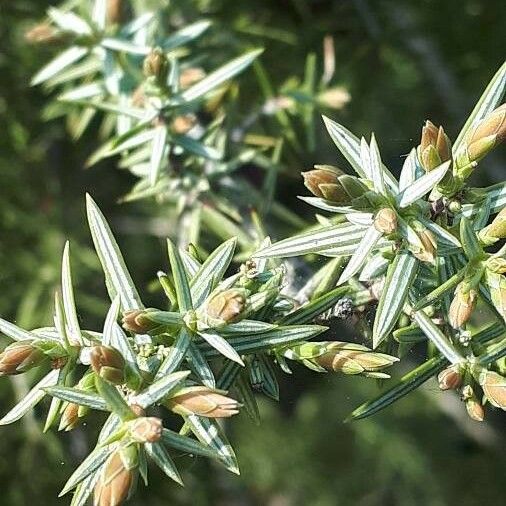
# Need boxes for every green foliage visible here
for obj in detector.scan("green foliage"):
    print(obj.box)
[1,1,506,505]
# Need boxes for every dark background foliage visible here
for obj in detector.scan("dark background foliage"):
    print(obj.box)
[0,1,505,504]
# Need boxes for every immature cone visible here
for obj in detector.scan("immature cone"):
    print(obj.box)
[90,346,125,384]
[166,386,240,418]
[418,120,452,172]
[479,370,506,410]
[0,341,46,375]
[94,445,137,506]
[205,289,247,325]
[374,208,397,235]
[456,104,506,174]
[313,342,398,376]
[143,48,168,82]
[302,167,348,202]
[129,417,163,443]
[479,207,506,245]
[449,283,477,329]
[437,364,463,391]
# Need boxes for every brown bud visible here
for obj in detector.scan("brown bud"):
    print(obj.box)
[314,342,398,376]
[302,167,348,202]
[90,346,125,385]
[179,67,205,89]
[59,402,80,432]
[465,396,485,422]
[143,48,168,82]
[205,289,246,325]
[24,23,61,45]
[456,104,506,175]
[0,341,46,375]
[107,0,124,25]
[468,104,506,159]
[373,208,397,235]
[94,446,137,506]
[412,227,437,264]
[170,115,196,135]
[449,284,477,329]
[131,86,146,108]
[166,387,240,418]
[129,417,163,443]
[437,364,463,390]
[418,120,452,172]
[122,310,159,334]
[479,370,506,410]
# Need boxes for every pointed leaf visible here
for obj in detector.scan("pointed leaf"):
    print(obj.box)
[396,161,450,208]
[44,386,108,411]
[176,49,262,103]
[86,194,143,311]
[133,371,190,408]
[32,46,88,86]
[61,242,83,345]
[167,239,193,311]
[145,442,183,485]
[198,330,244,365]
[338,225,383,285]
[0,369,59,425]
[373,251,418,348]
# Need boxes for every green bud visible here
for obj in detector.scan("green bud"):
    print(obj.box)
[479,207,506,245]
[455,104,506,176]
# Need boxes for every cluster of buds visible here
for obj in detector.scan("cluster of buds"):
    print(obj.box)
[302,166,367,204]
[418,120,452,172]
[0,340,49,375]
[373,207,397,235]
[94,445,138,506]
[455,104,506,179]
[201,289,248,327]
[90,345,125,385]
[479,207,506,245]
[143,48,168,84]
[448,282,478,329]
[165,386,241,418]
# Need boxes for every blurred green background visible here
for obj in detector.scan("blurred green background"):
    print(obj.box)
[0,1,505,505]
